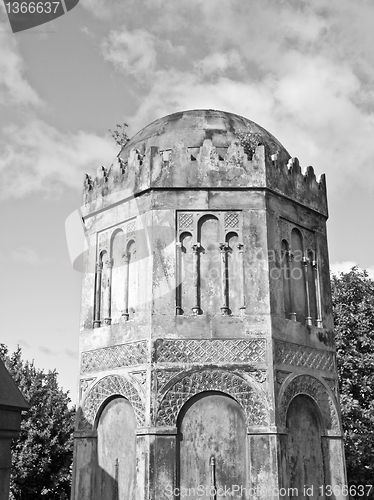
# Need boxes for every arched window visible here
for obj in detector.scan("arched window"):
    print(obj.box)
[198,215,221,314]
[307,250,317,325]
[177,392,247,494]
[281,239,293,318]
[110,230,126,323]
[290,228,307,324]
[226,232,240,315]
[99,250,111,325]
[127,240,137,318]
[177,232,193,314]
[286,395,324,495]
[176,211,244,316]
[96,397,137,498]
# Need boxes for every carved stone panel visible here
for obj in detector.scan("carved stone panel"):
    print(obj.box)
[98,231,109,252]
[81,341,148,374]
[155,369,180,392]
[278,374,340,435]
[279,218,290,243]
[178,213,193,230]
[275,341,335,372]
[156,369,269,428]
[79,374,145,429]
[129,370,147,393]
[155,339,266,364]
[224,212,239,230]
[127,220,136,240]
[80,378,96,399]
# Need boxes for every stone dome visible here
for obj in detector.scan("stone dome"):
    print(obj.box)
[83,109,326,217]
[121,109,289,158]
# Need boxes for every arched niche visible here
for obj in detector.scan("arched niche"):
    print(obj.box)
[95,396,137,500]
[278,374,340,435]
[156,369,269,429]
[286,395,324,499]
[127,239,137,317]
[179,231,193,313]
[99,250,109,324]
[281,239,292,318]
[110,229,126,323]
[79,374,145,430]
[290,228,306,323]
[198,214,221,313]
[307,250,318,324]
[226,231,240,314]
[177,391,247,497]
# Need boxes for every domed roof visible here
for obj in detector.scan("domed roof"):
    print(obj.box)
[122,109,289,157]
[83,109,327,217]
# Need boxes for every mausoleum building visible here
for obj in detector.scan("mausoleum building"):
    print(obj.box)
[71,110,347,500]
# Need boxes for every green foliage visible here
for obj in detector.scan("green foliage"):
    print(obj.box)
[0,345,75,500]
[236,129,263,159]
[109,122,129,148]
[331,267,374,493]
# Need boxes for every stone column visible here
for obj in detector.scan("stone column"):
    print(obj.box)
[287,251,297,321]
[146,428,177,500]
[219,243,230,315]
[191,243,201,315]
[302,256,313,326]
[93,262,102,328]
[313,260,323,328]
[121,252,130,321]
[70,430,98,500]
[237,242,246,314]
[104,258,113,325]
[312,260,323,328]
[175,242,183,315]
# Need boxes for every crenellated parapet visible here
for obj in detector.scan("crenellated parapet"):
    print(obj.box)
[83,137,327,216]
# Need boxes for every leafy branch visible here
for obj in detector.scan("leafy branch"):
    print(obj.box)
[109,123,130,148]
[236,130,263,159]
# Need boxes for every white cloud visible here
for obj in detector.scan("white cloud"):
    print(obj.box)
[195,50,244,77]
[91,0,374,193]
[102,28,157,79]
[0,19,42,107]
[11,246,53,266]
[330,261,374,279]
[0,118,118,198]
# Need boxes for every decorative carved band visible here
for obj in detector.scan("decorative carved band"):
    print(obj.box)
[81,341,148,374]
[79,374,145,429]
[155,339,266,364]
[278,374,340,434]
[156,369,269,428]
[275,341,335,372]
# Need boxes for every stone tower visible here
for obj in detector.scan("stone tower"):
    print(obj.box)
[71,110,347,500]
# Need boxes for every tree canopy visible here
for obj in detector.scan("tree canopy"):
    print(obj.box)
[0,345,75,500]
[331,267,374,492]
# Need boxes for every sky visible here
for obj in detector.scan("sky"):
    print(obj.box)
[0,0,373,400]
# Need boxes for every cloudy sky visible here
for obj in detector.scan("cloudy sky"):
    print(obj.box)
[0,0,373,399]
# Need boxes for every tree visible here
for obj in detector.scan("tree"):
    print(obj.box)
[236,129,263,160]
[109,122,129,148]
[331,267,374,495]
[0,345,75,500]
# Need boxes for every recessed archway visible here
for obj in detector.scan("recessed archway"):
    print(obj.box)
[177,391,247,498]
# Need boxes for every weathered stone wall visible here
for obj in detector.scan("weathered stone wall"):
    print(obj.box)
[71,110,346,500]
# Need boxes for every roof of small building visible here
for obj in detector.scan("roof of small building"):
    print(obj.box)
[122,109,289,158]
[0,359,29,410]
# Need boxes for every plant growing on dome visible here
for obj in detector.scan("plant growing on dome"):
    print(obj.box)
[236,130,263,160]
[109,122,130,148]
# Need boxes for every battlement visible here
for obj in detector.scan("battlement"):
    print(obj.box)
[83,139,327,216]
